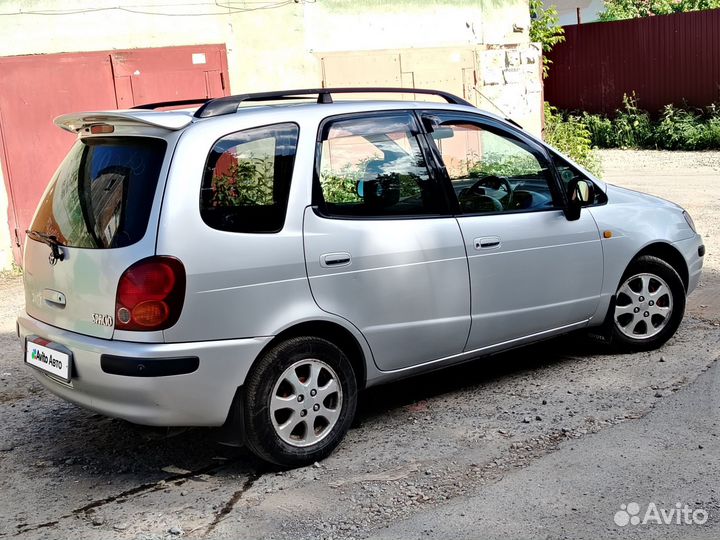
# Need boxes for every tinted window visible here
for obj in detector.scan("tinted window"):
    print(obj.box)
[30,137,166,248]
[428,118,557,214]
[201,123,299,233]
[317,114,445,217]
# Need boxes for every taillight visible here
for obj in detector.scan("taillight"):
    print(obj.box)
[115,256,186,331]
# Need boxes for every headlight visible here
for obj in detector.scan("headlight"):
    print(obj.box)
[683,210,697,233]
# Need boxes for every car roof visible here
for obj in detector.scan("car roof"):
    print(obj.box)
[56,87,511,133]
[55,99,510,133]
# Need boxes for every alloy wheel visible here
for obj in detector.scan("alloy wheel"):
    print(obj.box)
[269,359,343,448]
[614,273,673,340]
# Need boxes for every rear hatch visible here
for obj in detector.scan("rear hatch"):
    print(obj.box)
[24,133,169,339]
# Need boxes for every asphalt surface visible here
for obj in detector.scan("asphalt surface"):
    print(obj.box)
[0,150,718,540]
[370,360,720,540]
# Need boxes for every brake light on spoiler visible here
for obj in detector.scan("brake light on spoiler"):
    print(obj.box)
[89,123,114,134]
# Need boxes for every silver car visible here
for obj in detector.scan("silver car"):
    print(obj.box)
[19,88,704,467]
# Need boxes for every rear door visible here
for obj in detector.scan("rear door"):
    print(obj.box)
[303,111,471,371]
[24,134,169,339]
[422,111,604,351]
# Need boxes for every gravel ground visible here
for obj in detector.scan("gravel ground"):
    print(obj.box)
[0,150,718,540]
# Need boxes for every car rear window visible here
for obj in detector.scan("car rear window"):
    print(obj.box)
[29,137,166,249]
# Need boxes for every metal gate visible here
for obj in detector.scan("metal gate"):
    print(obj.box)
[0,44,230,264]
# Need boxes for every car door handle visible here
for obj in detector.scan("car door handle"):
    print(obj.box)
[474,236,501,250]
[320,252,352,268]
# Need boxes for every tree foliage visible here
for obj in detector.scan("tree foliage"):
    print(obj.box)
[529,0,565,78]
[599,0,720,21]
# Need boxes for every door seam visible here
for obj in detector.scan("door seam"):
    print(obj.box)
[454,216,474,352]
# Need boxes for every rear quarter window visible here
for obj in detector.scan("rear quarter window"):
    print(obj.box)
[200,123,299,233]
[30,137,167,249]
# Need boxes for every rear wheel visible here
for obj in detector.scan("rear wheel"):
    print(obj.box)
[243,337,357,468]
[609,255,685,351]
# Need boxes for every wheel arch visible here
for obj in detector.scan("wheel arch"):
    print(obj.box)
[219,319,369,444]
[256,320,369,390]
[632,242,689,291]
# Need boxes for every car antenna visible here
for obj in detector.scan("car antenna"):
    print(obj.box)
[470,86,524,130]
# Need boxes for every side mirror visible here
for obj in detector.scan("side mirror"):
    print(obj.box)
[564,178,595,221]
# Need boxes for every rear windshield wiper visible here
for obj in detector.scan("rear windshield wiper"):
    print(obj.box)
[26,230,65,262]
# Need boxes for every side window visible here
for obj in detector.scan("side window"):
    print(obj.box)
[551,152,607,205]
[428,119,557,214]
[200,123,299,233]
[317,114,445,217]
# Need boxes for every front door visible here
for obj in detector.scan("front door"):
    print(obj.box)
[422,112,604,351]
[303,112,471,371]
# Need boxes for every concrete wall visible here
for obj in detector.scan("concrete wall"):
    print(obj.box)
[0,0,534,91]
[547,0,605,25]
[0,0,540,269]
[306,1,530,50]
[307,0,542,134]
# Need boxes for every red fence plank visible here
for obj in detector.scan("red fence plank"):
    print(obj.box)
[545,8,720,115]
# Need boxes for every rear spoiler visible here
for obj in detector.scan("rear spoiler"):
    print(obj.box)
[54,110,194,133]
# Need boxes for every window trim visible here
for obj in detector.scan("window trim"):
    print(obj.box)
[199,121,300,234]
[417,110,567,218]
[312,110,455,221]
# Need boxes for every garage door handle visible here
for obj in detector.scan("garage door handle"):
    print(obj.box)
[320,252,352,268]
[474,236,501,250]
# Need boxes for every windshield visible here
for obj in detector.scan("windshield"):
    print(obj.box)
[29,137,166,249]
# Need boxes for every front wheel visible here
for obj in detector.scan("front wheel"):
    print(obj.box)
[609,255,686,351]
[243,337,357,468]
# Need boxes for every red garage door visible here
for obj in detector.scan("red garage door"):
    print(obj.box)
[0,44,229,264]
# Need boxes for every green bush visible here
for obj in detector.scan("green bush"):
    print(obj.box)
[543,103,602,176]
[700,115,720,148]
[568,95,720,150]
[655,104,704,149]
[612,94,654,148]
[581,112,615,148]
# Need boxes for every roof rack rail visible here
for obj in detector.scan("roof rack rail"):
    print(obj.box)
[193,87,474,118]
[132,98,211,110]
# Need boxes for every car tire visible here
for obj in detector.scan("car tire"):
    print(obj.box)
[608,255,686,351]
[243,336,357,468]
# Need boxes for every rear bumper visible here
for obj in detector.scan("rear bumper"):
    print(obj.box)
[18,313,271,426]
[672,233,704,294]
